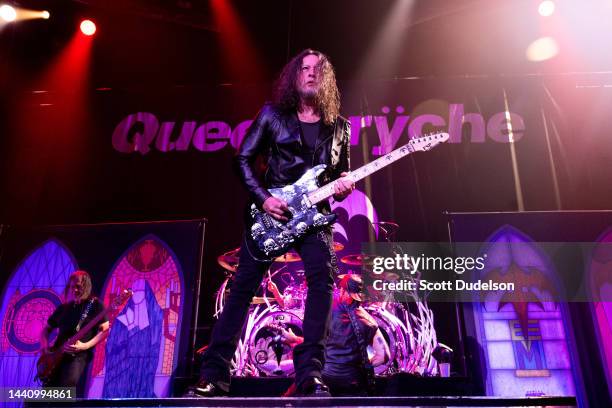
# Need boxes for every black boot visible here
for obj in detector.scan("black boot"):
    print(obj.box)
[296,377,331,397]
[184,379,228,398]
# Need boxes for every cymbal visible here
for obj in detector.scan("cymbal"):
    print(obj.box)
[332,242,344,252]
[372,221,400,234]
[274,251,302,263]
[217,247,240,273]
[340,254,377,266]
[251,297,277,304]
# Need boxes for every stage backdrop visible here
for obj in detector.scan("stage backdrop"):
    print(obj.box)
[3,75,612,236]
[449,211,612,408]
[0,220,205,399]
[3,74,612,315]
[2,75,612,399]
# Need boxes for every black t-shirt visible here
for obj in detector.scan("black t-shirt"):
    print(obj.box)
[47,297,107,358]
[298,120,322,167]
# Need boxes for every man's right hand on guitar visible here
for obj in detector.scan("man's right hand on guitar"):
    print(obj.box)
[263,196,289,222]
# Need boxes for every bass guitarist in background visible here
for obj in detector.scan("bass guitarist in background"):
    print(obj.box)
[40,270,109,394]
[191,49,354,397]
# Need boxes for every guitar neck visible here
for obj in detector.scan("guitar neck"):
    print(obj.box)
[46,290,131,357]
[307,142,415,205]
[64,303,107,347]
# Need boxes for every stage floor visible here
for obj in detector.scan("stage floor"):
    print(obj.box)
[27,395,577,408]
[24,376,578,407]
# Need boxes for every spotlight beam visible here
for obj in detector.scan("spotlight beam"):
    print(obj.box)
[0,4,50,22]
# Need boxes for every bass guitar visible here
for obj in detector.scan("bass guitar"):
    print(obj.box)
[36,289,132,385]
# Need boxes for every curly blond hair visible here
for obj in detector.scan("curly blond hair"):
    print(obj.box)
[273,49,340,125]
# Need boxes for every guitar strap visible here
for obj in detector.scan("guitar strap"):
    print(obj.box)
[75,298,95,332]
[330,118,349,169]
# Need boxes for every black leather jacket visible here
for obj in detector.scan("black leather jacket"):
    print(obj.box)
[235,103,351,207]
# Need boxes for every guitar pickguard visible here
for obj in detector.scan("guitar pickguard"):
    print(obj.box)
[249,164,336,257]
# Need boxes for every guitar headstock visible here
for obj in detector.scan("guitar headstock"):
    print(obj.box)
[107,289,133,321]
[409,132,450,152]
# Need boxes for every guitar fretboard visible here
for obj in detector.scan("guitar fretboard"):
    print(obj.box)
[307,142,416,205]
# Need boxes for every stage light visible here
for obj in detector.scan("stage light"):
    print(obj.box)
[0,6,51,23]
[23,9,51,20]
[538,1,555,17]
[0,4,17,22]
[80,19,96,36]
[526,36,559,62]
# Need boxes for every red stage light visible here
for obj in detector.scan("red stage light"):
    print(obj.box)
[80,19,96,36]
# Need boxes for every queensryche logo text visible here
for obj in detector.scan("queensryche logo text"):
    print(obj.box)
[372,254,487,275]
[112,104,525,155]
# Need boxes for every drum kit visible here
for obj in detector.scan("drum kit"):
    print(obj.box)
[213,222,438,378]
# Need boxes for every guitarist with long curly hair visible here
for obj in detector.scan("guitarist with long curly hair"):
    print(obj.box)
[189,49,354,398]
[39,270,109,393]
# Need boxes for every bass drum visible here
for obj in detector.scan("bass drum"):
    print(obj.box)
[247,310,303,376]
[364,305,411,375]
